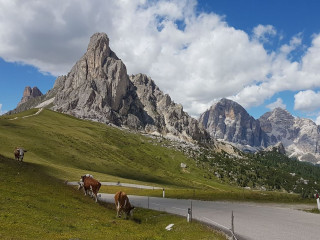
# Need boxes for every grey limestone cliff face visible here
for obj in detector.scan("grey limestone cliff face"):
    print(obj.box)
[52,33,148,128]
[200,101,320,163]
[9,32,209,143]
[130,73,210,142]
[259,108,320,163]
[49,33,209,143]
[259,108,295,145]
[199,98,266,147]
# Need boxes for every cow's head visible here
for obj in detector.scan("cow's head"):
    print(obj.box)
[126,206,135,216]
[78,181,84,190]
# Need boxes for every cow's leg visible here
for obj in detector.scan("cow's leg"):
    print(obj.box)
[116,202,121,217]
[93,190,98,202]
[89,186,94,198]
[78,182,83,190]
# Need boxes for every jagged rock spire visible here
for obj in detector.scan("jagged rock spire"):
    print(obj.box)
[18,86,43,106]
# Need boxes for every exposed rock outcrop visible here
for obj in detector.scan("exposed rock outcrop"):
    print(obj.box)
[199,98,266,147]
[51,32,148,129]
[18,86,43,106]
[259,108,320,163]
[200,100,320,163]
[264,142,286,155]
[131,73,210,142]
[11,32,208,143]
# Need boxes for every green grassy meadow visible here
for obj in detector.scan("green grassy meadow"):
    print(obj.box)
[0,154,226,239]
[0,109,212,186]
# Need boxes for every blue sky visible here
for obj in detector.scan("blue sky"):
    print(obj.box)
[1,0,320,124]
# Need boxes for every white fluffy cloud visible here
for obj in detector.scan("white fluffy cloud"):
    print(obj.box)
[266,98,286,110]
[294,90,320,112]
[1,0,320,117]
[252,24,276,42]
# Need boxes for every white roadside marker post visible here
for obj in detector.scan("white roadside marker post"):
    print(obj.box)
[316,193,320,210]
[187,208,192,222]
[163,188,165,198]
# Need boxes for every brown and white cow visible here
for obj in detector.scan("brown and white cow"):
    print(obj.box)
[78,174,101,202]
[14,147,27,161]
[114,191,134,218]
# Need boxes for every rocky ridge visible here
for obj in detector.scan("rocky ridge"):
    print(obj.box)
[259,108,320,163]
[200,99,320,163]
[130,73,209,142]
[11,33,209,143]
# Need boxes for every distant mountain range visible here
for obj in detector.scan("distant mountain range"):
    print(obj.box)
[9,32,320,164]
[199,98,320,163]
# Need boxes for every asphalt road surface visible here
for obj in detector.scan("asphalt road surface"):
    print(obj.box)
[98,193,319,240]
[67,181,162,189]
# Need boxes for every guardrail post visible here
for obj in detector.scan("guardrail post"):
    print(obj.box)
[162,188,165,198]
[187,208,192,222]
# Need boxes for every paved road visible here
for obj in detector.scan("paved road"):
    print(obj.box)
[67,181,162,189]
[98,193,319,240]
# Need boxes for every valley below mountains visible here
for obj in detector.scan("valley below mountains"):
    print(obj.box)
[9,32,320,164]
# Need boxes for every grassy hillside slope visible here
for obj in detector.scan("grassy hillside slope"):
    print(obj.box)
[0,109,227,189]
[0,109,310,203]
[0,154,226,239]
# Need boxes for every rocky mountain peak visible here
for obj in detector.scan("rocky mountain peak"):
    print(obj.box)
[268,107,294,121]
[258,108,320,163]
[259,107,295,140]
[34,32,208,143]
[51,32,142,127]
[18,86,43,106]
[87,32,110,52]
[199,98,265,146]
[85,33,119,80]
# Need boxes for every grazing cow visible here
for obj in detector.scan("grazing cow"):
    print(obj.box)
[114,191,134,218]
[78,174,93,196]
[14,147,27,161]
[78,175,101,202]
[78,174,93,191]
